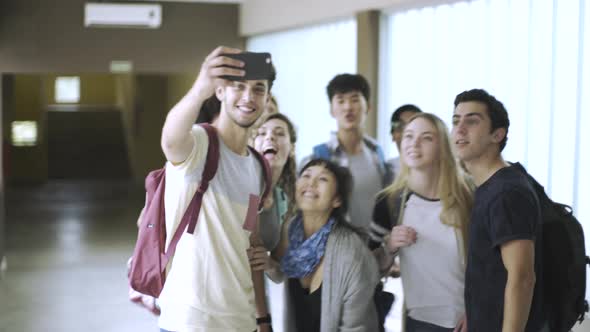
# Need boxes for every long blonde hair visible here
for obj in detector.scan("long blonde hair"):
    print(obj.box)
[381,113,473,258]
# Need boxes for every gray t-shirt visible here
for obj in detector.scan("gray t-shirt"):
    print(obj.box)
[347,146,382,230]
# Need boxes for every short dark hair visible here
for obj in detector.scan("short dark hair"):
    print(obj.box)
[195,94,221,124]
[390,104,422,132]
[326,74,370,103]
[454,89,510,151]
[299,158,353,224]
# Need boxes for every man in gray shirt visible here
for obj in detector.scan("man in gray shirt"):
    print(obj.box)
[301,74,390,230]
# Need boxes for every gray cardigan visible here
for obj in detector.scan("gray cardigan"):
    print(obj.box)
[284,224,380,332]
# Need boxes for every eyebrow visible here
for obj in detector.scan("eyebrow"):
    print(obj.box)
[453,112,485,119]
[404,129,435,135]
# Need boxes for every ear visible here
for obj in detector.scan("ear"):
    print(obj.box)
[329,103,336,119]
[215,86,225,101]
[331,195,342,209]
[491,127,506,144]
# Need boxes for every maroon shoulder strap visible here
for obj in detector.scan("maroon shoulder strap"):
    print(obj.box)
[248,146,273,211]
[163,124,219,262]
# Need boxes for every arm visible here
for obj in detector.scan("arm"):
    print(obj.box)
[248,213,290,283]
[369,194,397,275]
[340,245,380,331]
[500,239,536,332]
[249,232,271,332]
[265,216,291,283]
[161,46,244,164]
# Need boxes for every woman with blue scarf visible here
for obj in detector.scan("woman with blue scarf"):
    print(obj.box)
[277,158,379,332]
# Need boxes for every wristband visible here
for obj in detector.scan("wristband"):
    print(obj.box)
[256,314,272,325]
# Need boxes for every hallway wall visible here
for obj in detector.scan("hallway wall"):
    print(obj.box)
[0,0,243,73]
[116,73,196,182]
[2,75,48,183]
[0,75,4,269]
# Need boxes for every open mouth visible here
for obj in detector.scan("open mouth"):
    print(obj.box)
[301,190,317,198]
[263,147,278,158]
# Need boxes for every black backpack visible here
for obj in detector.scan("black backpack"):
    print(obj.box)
[514,163,589,331]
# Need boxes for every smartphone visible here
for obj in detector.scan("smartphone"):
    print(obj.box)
[220,52,273,81]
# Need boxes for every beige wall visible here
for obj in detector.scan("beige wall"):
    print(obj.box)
[0,0,243,73]
[116,73,196,182]
[6,75,48,183]
[240,0,457,36]
[118,75,168,182]
[0,76,4,266]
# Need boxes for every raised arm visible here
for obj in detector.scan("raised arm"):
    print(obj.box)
[161,46,245,163]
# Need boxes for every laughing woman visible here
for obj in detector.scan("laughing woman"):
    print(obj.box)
[250,113,298,282]
[279,159,379,332]
[247,112,298,331]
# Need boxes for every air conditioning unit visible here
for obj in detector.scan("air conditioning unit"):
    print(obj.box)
[84,3,162,29]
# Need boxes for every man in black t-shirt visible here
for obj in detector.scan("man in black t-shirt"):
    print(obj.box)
[451,89,547,332]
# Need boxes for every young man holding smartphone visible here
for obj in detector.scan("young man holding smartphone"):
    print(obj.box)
[451,89,547,332]
[158,46,275,332]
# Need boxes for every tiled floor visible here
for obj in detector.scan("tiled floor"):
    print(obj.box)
[0,179,404,332]
[2,180,587,332]
[0,180,158,332]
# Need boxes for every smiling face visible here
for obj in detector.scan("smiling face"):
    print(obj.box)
[401,117,440,171]
[295,165,341,214]
[330,91,368,131]
[216,80,269,128]
[392,110,420,152]
[451,101,505,163]
[253,118,293,170]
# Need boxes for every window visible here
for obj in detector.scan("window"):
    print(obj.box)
[247,19,357,162]
[380,0,590,302]
[11,121,38,147]
[55,76,80,103]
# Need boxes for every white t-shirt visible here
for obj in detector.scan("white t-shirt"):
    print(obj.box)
[158,125,263,332]
[399,194,465,328]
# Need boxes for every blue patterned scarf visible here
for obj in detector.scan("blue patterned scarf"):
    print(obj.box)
[280,214,335,278]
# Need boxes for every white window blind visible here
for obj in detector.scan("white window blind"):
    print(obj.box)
[380,0,589,305]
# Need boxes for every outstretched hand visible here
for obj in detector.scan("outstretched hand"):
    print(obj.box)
[192,46,245,99]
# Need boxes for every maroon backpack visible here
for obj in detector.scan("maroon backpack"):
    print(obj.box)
[128,123,272,298]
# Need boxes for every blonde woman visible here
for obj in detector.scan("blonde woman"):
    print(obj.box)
[369,113,473,332]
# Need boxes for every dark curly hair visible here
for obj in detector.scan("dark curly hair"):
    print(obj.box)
[454,89,510,152]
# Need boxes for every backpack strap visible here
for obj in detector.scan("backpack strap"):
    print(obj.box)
[388,188,410,228]
[248,146,273,211]
[313,143,332,161]
[164,123,220,262]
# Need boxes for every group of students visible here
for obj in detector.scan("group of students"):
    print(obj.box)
[145,46,546,332]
